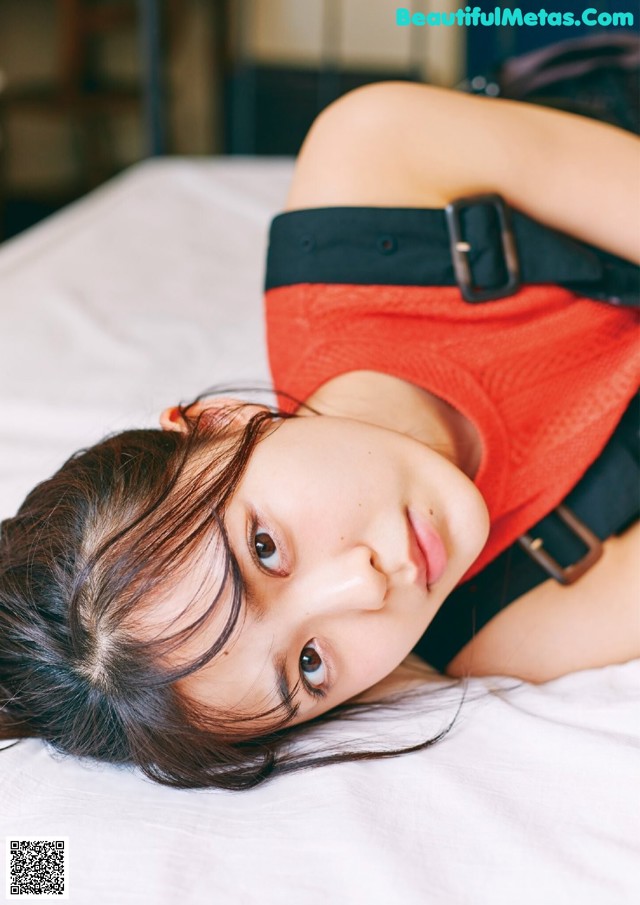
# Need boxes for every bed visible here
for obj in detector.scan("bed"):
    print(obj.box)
[0,158,638,904]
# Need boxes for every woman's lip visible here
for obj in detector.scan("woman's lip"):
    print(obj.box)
[406,513,429,589]
[407,508,448,588]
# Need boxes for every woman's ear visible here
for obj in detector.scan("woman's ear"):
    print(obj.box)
[160,400,207,433]
[159,398,266,433]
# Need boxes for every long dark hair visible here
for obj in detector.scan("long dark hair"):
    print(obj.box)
[0,391,466,791]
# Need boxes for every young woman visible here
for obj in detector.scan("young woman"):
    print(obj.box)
[0,83,638,791]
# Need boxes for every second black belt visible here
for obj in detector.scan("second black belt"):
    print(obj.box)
[265,194,639,308]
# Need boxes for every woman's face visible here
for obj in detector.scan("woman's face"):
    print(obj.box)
[157,407,490,730]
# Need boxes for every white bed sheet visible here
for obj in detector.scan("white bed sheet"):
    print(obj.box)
[0,158,638,905]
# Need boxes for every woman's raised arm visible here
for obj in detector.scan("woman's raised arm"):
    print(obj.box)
[287,82,640,265]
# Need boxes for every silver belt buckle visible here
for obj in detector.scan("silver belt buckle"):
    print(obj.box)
[518,504,603,585]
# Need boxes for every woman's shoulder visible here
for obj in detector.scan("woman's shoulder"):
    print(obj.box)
[446,520,640,683]
[285,81,640,265]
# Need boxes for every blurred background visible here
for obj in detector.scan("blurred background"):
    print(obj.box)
[0,0,638,241]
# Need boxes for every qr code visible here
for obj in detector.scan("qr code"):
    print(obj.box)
[5,838,68,899]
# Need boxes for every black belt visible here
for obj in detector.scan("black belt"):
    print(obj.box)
[412,394,639,672]
[265,194,639,307]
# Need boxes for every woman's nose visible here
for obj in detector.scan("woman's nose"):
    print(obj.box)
[296,545,388,616]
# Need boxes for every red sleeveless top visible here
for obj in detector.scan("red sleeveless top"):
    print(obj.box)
[264,282,639,581]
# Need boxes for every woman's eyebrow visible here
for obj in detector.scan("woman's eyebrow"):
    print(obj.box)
[273,650,298,722]
[241,581,297,721]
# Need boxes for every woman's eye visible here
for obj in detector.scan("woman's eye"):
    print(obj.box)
[253,530,281,572]
[300,642,326,689]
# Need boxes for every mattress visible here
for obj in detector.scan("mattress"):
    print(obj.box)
[0,158,638,905]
